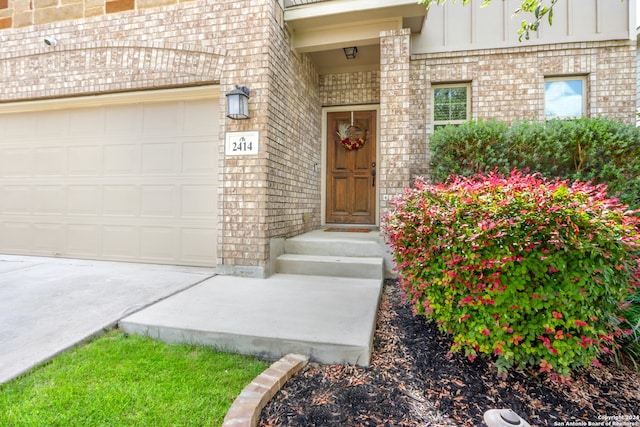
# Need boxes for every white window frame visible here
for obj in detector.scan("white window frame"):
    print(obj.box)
[544,76,587,119]
[432,83,471,128]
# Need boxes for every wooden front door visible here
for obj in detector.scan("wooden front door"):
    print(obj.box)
[326,110,376,224]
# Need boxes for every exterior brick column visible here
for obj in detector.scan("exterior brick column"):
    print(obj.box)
[379,28,412,220]
[216,0,272,278]
[217,0,321,278]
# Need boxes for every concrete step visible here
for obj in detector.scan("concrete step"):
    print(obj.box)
[276,253,383,280]
[284,236,384,258]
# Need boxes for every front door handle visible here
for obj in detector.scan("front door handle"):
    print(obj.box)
[371,170,376,187]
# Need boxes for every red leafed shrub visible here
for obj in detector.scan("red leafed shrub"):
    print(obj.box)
[383,170,640,378]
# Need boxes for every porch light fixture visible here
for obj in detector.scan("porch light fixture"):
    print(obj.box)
[343,46,358,60]
[226,86,250,120]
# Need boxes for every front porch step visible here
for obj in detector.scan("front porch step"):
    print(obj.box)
[276,253,383,280]
[284,238,383,258]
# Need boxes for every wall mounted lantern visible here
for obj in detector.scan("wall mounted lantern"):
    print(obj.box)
[343,46,358,60]
[226,86,250,120]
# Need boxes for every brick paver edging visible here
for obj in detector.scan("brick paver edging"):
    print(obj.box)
[222,353,309,427]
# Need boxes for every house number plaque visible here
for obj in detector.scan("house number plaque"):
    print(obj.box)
[225,131,259,156]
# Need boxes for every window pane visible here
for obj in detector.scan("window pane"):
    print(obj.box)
[450,102,467,120]
[434,103,449,121]
[434,87,468,122]
[545,79,583,118]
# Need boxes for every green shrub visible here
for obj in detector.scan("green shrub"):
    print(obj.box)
[620,292,640,364]
[429,120,509,179]
[429,118,640,209]
[384,170,640,378]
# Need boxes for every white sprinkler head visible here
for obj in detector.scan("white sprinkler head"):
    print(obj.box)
[484,409,531,427]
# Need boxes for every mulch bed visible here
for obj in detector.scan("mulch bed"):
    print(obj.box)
[260,279,640,427]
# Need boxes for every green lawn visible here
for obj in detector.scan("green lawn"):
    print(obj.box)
[0,330,268,427]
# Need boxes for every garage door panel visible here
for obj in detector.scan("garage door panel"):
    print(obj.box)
[1,222,33,252]
[104,144,141,175]
[182,185,217,218]
[103,225,139,258]
[140,227,178,261]
[181,228,216,264]
[36,111,70,138]
[143,102,183,137]
[184,99,219,134]
[68,146,103,176]
[69,108,105,136]
[35,148,66,177]
[2,114,37,139]
[142,142,180,175]
[3,186,33,214]
[182,140,217,174]
[67,225,101,256]
[34,224,65,254]
[103,186,139,217]
[68,186,101,216]
[35,186,66,215]
[0,94,218,267]
[105,105,143,136]
[141,185,178,218]
[2,149,33,177]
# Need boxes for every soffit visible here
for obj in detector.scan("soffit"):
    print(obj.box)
[284,0,427,53]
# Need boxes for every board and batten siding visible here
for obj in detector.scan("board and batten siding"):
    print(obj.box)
[414,0,634,54]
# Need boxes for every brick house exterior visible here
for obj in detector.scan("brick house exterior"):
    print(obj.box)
[0,0,636,277]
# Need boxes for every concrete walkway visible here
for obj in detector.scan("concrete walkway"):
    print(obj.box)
[1,251,383,385]
[120,273,383,366]
[0,255,214,384]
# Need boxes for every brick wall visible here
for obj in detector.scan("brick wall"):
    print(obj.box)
[410,40,637,182]
[0,0,199,28]
[379,29,412,218]
[215,1,272,276]
[0,1,258,100]
[637,46,640,125]
[218,0,322,276]
[319,71,380,106]
[265,1,321,240]
[1,41,224,101]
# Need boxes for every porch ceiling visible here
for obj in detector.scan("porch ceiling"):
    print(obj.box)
[310,44,380,75]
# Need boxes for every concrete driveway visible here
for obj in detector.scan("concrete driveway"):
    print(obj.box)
[0,254,215,384]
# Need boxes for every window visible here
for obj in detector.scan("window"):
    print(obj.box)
[433,83,470,129]
[545,76,587,119]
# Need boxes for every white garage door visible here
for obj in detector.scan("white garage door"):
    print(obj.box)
[0,87,219,267]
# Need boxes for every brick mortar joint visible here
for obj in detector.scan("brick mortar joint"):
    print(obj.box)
[0,41,226,61]
[410,39,634,61]
[222,353,309,427]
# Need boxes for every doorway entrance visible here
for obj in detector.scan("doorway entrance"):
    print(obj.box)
[326,110,377,224]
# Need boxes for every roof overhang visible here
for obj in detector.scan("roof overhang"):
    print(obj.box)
[284,0,427,53]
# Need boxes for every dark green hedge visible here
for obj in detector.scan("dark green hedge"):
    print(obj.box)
[429,118,640,209]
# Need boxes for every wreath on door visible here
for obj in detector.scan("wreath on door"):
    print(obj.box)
[336,123,366,150]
